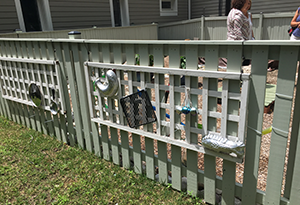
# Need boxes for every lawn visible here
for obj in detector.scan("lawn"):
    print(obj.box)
[0,116,204,204]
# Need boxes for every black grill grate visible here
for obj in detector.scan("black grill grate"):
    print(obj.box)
[120,90,157,128]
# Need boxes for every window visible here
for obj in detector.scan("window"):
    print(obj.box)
[160,0,178,16]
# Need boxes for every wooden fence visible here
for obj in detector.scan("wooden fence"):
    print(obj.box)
[0,24,158,40]
[0,38,299,205]
[158,12,295,40]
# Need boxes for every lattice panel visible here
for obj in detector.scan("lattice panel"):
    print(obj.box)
[84,62,250,162]
[0,57,65,114]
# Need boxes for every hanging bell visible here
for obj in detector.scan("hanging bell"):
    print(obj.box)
[190,107,198,116]
[28,83,43,107]
[175,105,183,114]
[181,106,190,114]
[50,101,59,115]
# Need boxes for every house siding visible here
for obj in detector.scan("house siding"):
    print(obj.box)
[192,0,222,18]
[128,0,188,25]
[249,0,299,14]
[49,0,112,30]
[0,1,20,33]
[191,0,299,18]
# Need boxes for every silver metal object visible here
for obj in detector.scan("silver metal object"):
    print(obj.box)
[94,70,119,97]
[28,83,43,107]
[50,101,59,115]
[202,134,245,157]
[49,87,59,115]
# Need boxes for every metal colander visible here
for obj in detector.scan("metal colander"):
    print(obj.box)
[120,89,157,128]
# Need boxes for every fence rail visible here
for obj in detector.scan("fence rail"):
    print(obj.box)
[0,24,158,40]
[158,12,295,40]
[0,38,299,205]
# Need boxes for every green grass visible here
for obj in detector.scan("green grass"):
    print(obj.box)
[0,116,204,204]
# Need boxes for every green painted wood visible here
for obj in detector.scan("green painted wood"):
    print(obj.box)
[72,43,93,152]
[145,137,155,180]
[289,86,300,204]
[187,149,198,197]
[31,41,48,134]
[0,92,7,118]
[90,43,103,157]
[0,92,3,117]
[186,45,199,144]
[14,102,22,125]
[284,59,300,199]
[221,45,243,204]
[113,44,123,64]
[0,91,9,120]
[110,127,120,165]
[24,41,42,133]
[6,42,24,127]
[53,42,76,146]
[166,44,181,188]
[13,41,30,128]
[132,133,142,174]
[53,115,62,141]
[28,107,36,131]
[64,42,84,149]
[8,102,16,123]
[100,42,113,160]
[153,44,164,137]
[44,41,67,140]
[152,44,164,180]
[34,41,54,136]
[23,105,31,129]
[59,114,68,143]
[203,45,219,204]
[222,161,236,205]
[101,124,110,161]
[1,98,8,119]
[158,141,168,184]
[125,44,135,65]
[121,130,130,169]
[18,41,35,128]
[139,44,153,133]
[265,46,299,204]
[169,44,181,140]
[91,122,102,157]
[17,103,26,126]
[242,45,269,205]
[33,108,42,133]
[0,41,15,122]
[102,43,111,63]
[45,111,55,137]
[204,155,216,204]
[171,145,181,191]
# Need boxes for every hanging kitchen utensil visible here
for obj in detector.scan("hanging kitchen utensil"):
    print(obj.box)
[94,69,119,97]
[120,89,157,128]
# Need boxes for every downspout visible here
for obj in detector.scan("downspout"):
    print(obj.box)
[120,0,130,26]
[14,0,26,32]
[109,0,115,27]
[188,0,191,19]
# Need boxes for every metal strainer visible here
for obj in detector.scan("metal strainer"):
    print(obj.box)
[120,89,157,128]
